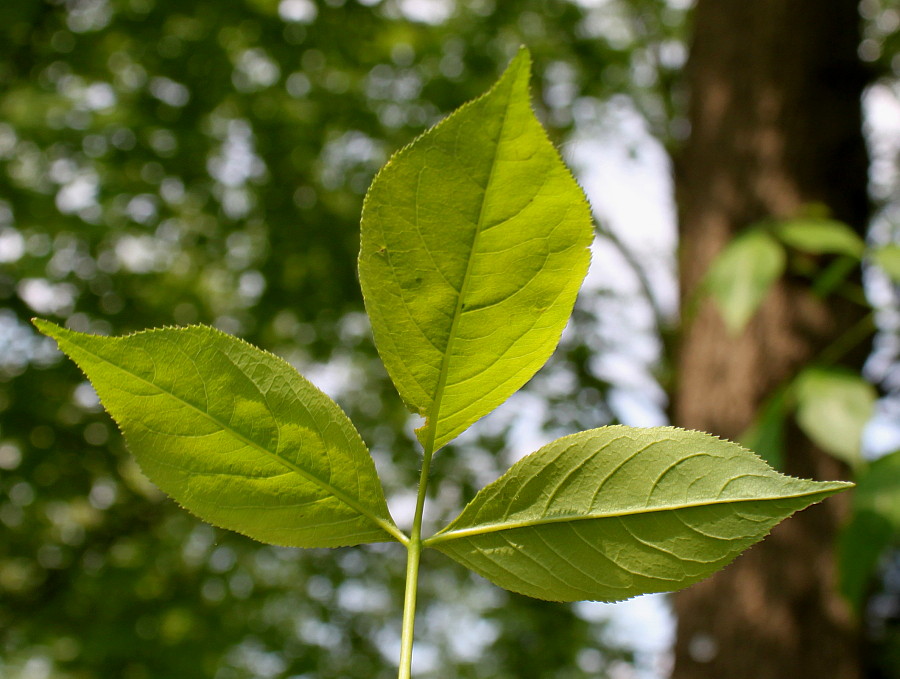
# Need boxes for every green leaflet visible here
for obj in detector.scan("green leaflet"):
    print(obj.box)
[740,388,789,469]
[873,244,900,282]
[772,218,865,258]
[359,48,593,453]
[705,229,785,335]
[427,426,850,602]
[794,366,876,469]
[839,451,900,610]
[34,320,403,548]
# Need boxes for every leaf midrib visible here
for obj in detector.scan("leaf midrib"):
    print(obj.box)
[423,484,845,547]
[422,74,516,452]
[67,336,407,544]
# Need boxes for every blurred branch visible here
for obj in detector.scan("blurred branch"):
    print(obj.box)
[593,221,670,335]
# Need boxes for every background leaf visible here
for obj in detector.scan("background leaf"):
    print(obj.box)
[794,366,876,469]
[359,48,593,453]
[740,388,789,469]
[839,451,900,611]
[872,244,900,282]
[773,218,866,257]
[428,426,849,602]
[34,320,402,548]
[705,229,786,334]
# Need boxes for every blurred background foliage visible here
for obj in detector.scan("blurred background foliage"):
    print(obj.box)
[1,0,899,678]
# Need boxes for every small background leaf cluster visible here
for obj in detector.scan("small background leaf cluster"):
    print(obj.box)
[703,211,900,616]
[704,215,896,336]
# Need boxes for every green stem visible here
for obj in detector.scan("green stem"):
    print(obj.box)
[817,311,875,366]
[397,443,435,679]
[397,536,421,679]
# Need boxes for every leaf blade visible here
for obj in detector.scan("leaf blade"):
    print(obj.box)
[794,366,876,469]
[359,48,593,452]
[838,450,900,610]
[705,229,786,334]
[428,426,850,602]
[35,320,403,548]
[773,218,865,257]
[872,244,900,282]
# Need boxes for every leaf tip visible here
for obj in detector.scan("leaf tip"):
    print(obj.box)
[826,480,856,493]
[511,44,532,68]
[32,317,59,336]
[504,45,532,87]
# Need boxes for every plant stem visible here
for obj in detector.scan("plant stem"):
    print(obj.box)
[397,443,435,679]
[397,535,421,679]
[817,311,875,366]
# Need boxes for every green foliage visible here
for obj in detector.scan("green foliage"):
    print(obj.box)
[705,216,897,337]
[704,228,785,334]
[740,389,790,469]
[430,426,847,602]
[773,218,866,257]
[36,50,851,678]
[703,217,897,335]
[2,2,696,675]
[32,320,401,548]
[839,451,900,611]
[359,49,592,453]
[794,366,877,470]
[701,209,900,627]
[739,367,878,474]
[873,244,900,282]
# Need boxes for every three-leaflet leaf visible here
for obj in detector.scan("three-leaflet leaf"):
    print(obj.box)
[35,46,850,678]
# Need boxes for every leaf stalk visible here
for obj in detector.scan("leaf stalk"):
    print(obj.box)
[397,443,435,679]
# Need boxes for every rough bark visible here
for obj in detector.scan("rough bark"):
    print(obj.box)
[672,1,870,678]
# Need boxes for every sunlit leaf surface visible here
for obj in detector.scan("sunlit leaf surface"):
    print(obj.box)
[429,426,850,602]
[35,320,401,548]
[359,48,593,453]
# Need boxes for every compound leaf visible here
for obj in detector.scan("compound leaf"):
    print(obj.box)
[35,320,403,548]
[359,48,593,453]
[427,426,850,602]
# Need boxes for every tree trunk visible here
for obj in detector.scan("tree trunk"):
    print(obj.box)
[672,1,870,678]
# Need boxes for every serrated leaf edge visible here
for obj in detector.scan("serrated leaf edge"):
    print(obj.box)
[359,46,593,453]
[33,318,408,546]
